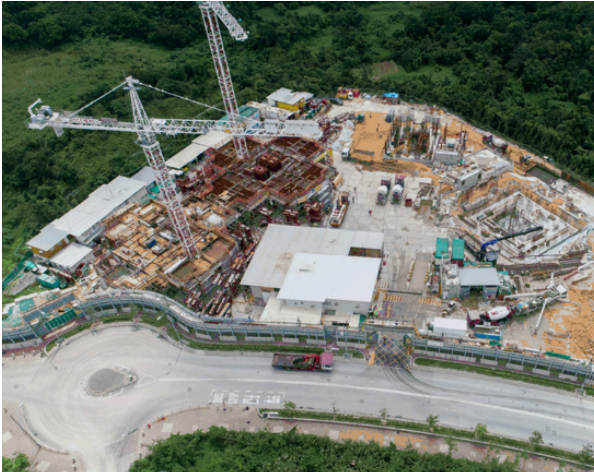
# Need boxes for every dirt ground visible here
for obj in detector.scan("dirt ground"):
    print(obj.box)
[544,275,594,360]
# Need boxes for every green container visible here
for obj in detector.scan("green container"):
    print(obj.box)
[37,274,60,289]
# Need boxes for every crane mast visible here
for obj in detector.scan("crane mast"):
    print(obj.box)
[125,77,198,259]
[199,1,249,160]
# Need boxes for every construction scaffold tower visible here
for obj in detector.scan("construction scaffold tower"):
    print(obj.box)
[125,78,198,259]
[199,1,249,160]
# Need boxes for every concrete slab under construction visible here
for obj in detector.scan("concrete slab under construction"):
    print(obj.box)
[468,191,579,258]
[332,157,448,294]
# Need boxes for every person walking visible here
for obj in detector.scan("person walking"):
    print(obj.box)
[369,210,372,216]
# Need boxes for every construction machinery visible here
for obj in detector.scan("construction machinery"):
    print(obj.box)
[376,178,391,205]
[467,306,513,327]
[26,79,320,259]
[391,174,405,204]
[272,352,333,372]
[199,1,249,160]
[442,300,456,316]
[477,226,543,263]
[336,87,360,100]
[329,191,349,228]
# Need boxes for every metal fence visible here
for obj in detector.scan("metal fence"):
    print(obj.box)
[412,337,594,378]
[74,293,373,345]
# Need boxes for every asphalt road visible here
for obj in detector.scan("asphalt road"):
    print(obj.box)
[3,326,593,471]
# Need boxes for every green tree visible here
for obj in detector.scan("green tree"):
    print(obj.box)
[2,454,30,472]
[529,431,544,449]
[284,400,296,411]
[578,444,593,464]
[426,414,439,432]
[474,423,488,440]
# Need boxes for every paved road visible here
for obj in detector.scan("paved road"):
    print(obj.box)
[3,326,593,471]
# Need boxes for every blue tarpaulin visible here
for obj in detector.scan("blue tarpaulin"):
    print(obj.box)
[383,93,399,99]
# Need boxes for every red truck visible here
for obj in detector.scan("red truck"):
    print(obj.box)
[272,352,334,372]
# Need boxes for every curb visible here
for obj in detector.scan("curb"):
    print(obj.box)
[412,357,592,398]
[257,408,592,469]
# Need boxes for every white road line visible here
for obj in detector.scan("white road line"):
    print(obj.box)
[160,377,593,431]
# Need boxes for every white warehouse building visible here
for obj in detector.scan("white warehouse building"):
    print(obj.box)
[241,224,384,327]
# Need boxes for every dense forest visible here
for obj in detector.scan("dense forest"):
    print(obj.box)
[3,2,594,273]
[129,426,521,471]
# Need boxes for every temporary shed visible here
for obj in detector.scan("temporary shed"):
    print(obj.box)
[27,224,70,259]
[277,253,381,314]
[50,243,95,273]
[458,268,500,300]
[51,176,147,245]
[432,318,467,337]
[165,131,233,169]
[451,239,465,265]
[241,224,384,301]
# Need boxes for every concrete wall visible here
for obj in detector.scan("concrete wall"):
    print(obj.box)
[285,298,371,315]
[454,169,481,191]
[434,150,460,165]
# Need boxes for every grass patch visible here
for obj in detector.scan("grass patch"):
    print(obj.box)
[262,409,594,467]
[336,348,365,359]
[181,335,323,354]
[415,357,594,396]
[140,313,168,328]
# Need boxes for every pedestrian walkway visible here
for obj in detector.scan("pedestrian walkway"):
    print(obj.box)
[418,297,441,306]
[2,401,74,472]
[137,407,568,472]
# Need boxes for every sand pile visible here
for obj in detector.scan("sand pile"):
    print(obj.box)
[544,283,594,360]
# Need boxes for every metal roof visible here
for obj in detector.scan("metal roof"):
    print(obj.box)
[241,224,384,289]
[458,268,500,287]
[277,254,381,303]
[267,88,314,106]
[27,224,69,251]
[131,167,156,186]
[49,243,93,270]
[452,239,465,260]
[52,176,146,238]
[435,238,449,259]
[165,131,233,169]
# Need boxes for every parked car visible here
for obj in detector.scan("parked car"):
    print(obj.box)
[329,97,343,106]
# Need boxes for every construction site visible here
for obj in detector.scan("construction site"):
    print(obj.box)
[3,4,594,372]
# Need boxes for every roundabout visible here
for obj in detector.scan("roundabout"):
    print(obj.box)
[3,325,593,471]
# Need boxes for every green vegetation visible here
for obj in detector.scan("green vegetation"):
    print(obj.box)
[130,425,523,472]
[3,2,594,276]
[182,334,324,354]
[260,409,594,467]
[2,454,30,472]
[415,357,594,396]
[336,348,365,359]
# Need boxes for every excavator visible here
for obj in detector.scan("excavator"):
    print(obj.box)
[477,226,543,264]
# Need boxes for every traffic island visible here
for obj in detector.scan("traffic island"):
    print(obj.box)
[85,368,136,396]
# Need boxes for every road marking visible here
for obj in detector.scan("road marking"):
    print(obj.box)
[100,388,124,401]
[220,378,594,432]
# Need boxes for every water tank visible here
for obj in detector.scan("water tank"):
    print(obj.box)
[208,214,223,227]
[492,137,506,148]
[377,185,388,196]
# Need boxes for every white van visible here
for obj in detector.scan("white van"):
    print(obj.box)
[341,147,350,160]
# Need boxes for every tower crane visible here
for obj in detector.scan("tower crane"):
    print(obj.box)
[27,78,320,259]
[199,1,249,160]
